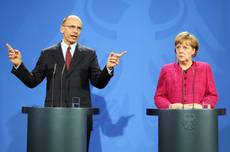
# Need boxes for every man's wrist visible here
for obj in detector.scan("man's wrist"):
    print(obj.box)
[14,61,22,69]
[106,65,113,75]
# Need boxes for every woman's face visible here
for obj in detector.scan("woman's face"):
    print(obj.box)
[175,41,196,63]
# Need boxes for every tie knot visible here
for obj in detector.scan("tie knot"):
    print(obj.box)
[67,46,71,51]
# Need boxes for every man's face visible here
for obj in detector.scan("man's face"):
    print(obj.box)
[175,41,195,63]
[60,17,82,45]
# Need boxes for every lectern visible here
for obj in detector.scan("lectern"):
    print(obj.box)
[147,109,226,152]
[22,107,99,152]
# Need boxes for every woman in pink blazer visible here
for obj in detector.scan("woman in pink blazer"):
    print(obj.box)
[154,32,218,109]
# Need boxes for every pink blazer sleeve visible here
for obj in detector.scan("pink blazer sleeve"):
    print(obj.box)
[154,66,171,109]
[202,64,218,108]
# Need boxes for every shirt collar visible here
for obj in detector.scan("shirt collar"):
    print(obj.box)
[61,40,77,49]
[61,40,78,58]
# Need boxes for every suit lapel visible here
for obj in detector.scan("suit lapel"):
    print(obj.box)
[51,43,65,68]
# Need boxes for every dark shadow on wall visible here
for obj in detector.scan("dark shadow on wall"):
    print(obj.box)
[6,95,133,152]
[90,93,134,152]
[7,112,27,152]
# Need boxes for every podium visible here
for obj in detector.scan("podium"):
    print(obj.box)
[22,107,99,152]
[147,109,226,152]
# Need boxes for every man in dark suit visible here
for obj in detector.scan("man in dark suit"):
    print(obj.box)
[7,15,126,151]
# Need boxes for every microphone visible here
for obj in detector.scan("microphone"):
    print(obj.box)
[60,64,66,107]
[51,63,57,107]
[192,63,196,109]
[182,70,185,109]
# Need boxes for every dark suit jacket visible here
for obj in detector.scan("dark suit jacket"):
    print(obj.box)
[12,42,112,107]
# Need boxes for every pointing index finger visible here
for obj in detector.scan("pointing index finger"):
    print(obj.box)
[118,51,127,57]
[6,43,14,50]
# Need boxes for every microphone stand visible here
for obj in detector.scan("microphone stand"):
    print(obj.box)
[51,63,57,107]
[182,70,185,109]
[60,64,66,107]
[192,63,196,110]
